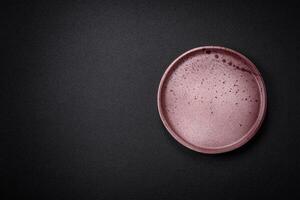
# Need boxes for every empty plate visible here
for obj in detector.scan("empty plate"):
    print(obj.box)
[157,46,267,154]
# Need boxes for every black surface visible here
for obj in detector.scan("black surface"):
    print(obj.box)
[2,1,300,199]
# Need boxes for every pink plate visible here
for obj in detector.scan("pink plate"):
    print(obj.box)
[157,46,267,154]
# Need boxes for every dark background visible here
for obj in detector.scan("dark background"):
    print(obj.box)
[2,0,300,199]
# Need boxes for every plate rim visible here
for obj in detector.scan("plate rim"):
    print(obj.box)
[157,46,267,154]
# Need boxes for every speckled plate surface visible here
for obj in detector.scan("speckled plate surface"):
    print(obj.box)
[157,46,267,154]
